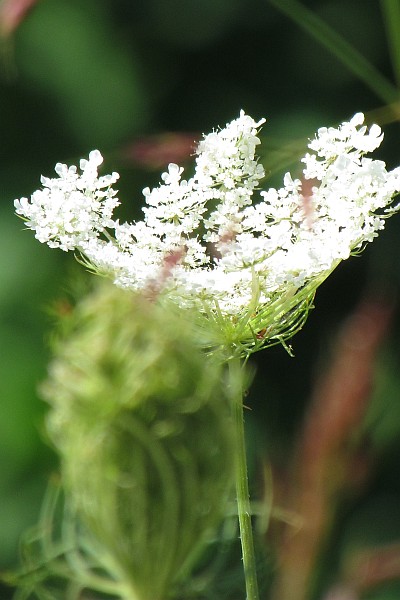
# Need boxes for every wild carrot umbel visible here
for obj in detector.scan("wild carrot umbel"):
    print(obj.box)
[14,111,400,600]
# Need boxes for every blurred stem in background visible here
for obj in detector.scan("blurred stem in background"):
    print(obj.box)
[268,0,400,117]
[269,295,394,600]
[381,0,400,90]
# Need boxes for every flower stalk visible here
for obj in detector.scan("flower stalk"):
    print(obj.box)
[229,356,260,600]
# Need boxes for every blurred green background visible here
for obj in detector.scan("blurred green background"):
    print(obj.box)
[1,1,400,598]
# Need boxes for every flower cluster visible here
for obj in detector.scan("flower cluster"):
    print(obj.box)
[15,150,120,251]
[15,111,400,354]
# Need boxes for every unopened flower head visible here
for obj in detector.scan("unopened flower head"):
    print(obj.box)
[40,282,235,600]
[15,111,400,356]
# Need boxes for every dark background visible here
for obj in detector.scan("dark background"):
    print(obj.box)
[1,1,400,598]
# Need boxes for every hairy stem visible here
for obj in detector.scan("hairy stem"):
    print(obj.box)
[229,357,259,600]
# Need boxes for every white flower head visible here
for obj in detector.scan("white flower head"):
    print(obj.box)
[15,112,400,357]
[15,150,120,251]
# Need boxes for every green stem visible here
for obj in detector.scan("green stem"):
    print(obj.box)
[229,357,259,600]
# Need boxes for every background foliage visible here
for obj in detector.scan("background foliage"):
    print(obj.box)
[1,1,400,598]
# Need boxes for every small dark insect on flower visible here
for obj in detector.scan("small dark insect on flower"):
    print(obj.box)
[256,328,268,340]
